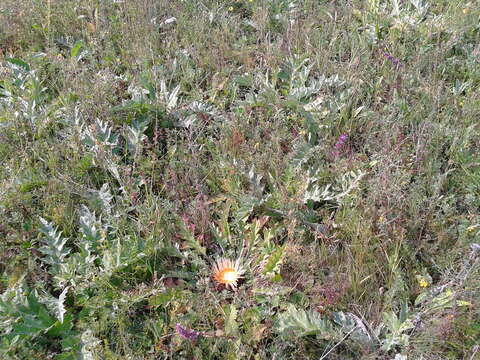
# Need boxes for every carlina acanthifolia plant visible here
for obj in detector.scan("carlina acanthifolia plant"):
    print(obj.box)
[1,0,479,359]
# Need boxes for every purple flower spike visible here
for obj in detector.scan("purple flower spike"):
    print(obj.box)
[383,52,402,68]
[331,133,349,158]
[176,323,200,340]
[334,134,348,149]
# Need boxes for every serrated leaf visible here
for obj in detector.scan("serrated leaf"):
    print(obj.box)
[332,311,356,331]
[90,183,113,215]
[178,219,206,256]
[47,312,73,337]
[333,312,372,345]
[78,330,101,360]
[224,304,238,337]
[38,218,71,274]
[236,196,263,222]
[6,58,30,71]
[429,289,454,311]
[262,245,285,276]
[79,206,102,246]
[276,304,338,339]
[125,117,150,157]
[42,287,69,323]
[9,290,56,338]
[291,143,314,167]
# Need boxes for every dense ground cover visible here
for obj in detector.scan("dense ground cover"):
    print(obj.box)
[1,0,479,358]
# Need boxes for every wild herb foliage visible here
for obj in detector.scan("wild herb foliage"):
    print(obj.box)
[1,0,479,359]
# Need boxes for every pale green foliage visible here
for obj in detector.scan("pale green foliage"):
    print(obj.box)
[380,304,415,352]
[276,304,338,340]
[0,286,64,342]
[81,119,118,150]
[38,217,71,274]
[332,312,373,346]
[0,58,48,129]
[291,143,322,168]
[78,330,102,360]
[125,118,150,158]
[224,304,239,337]
[90,183,114,216]
[160,80,180,112]
[38,206,110,288]
[79,205,105,250]
[304,170,366,205]
[261,243,285,280]
[40,287,69,324]
[57,243,97,289]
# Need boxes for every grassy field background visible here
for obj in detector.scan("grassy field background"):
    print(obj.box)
[1,0,479,359]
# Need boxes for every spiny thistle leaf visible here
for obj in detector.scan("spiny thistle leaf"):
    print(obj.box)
[224,304,239,337]
[78,330,102,360]
[125,117,150,157]
[1,289,56,339]
[41,287,69,324]
[332,311,373,345]
[38,218,71,274]
[276,304,338,340]
[262,244,285,277]
[81,119,118,150]
[79,205,105,251]
[236,196,265,223]
[89,183,114,216]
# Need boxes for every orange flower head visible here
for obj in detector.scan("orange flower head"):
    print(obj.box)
[212,258,245,290]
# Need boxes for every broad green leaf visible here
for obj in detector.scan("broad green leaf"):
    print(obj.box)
[70,40,84,59]
[224,304,238,337]
[47,313,74,337]
[6,58,30,71]
[8,291,56,338]
[262,244,285,276]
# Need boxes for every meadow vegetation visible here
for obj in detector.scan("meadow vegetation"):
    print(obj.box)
[0,0,479,359]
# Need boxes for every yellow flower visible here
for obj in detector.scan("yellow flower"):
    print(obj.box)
[228,6,234,11]
[466,225,478,233]
[212,257,245,290]
[418,278,428,288]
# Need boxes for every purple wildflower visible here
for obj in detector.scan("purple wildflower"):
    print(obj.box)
[336,134,348,147]
[334,134,348,149]
[383,52,402,68]
[176,323,199,340]
[332,133,348,158]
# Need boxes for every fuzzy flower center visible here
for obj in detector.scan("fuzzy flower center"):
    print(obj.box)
[218,268,238,283]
